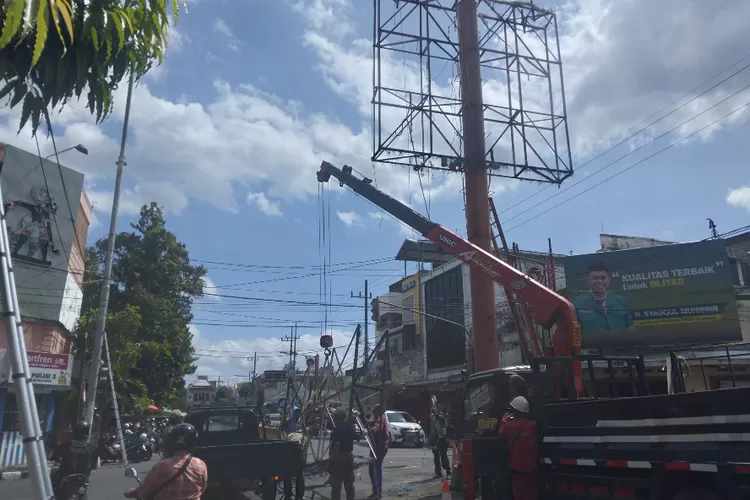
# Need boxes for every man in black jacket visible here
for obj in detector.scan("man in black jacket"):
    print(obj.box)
[50,421,97,498]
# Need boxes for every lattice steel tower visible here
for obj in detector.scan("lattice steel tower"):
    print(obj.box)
[372,0,574,184]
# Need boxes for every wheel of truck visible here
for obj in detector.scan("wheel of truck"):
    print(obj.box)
[673,488,721,500]
[261,476,277,500]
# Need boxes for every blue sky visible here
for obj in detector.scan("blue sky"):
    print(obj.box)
[1,0,749,383]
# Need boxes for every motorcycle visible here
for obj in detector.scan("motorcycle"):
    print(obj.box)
[59,473,89,500]
[124,433,153,463]
[98,434,122,463]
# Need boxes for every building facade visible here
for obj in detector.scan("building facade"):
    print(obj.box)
[0,143,92,469]
[186,376,217,407]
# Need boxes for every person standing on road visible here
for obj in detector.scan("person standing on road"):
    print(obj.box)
[367,404,390,500]
[497,396,538,500]
[125,423,207,500]
[429,403,451,479]
[329,408,356,500]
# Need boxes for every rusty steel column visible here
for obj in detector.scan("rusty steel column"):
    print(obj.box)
[456,0,498,372]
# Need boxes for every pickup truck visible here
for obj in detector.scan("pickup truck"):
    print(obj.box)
[185,405,304,500]
[457,351,750,500]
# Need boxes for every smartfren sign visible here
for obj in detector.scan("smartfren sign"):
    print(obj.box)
[0,350,72,386]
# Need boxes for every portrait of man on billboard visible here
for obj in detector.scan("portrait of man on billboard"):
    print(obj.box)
[571,261,634,335]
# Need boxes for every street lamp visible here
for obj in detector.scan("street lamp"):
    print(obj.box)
[46,143,88,159]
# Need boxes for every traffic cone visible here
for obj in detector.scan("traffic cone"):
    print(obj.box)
[442,479,451,500]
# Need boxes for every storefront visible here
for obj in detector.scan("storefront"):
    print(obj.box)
[0,349,73,468]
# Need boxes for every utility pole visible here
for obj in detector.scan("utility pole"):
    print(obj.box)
[281,324,299,407]
[83,70,136,435]
[350,280,372,369]
[456,0,498,372]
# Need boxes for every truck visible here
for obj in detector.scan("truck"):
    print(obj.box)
[184,405,305,500]
[316,160,750,500]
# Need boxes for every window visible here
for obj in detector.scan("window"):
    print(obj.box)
[208,415,240,431]
[424,266,466,369]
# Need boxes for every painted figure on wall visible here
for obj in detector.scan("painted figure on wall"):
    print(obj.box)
[4,185,60,265]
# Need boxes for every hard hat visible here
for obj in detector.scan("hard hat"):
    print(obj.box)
[509,396,530,413]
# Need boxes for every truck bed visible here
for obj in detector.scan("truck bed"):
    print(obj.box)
[539,386,750,469]
[195,440,305,481]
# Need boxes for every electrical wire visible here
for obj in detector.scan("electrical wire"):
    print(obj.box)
[504,99,750,233]
[498,52,750,216]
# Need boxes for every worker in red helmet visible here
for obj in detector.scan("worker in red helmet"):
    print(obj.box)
[497,396,538,500]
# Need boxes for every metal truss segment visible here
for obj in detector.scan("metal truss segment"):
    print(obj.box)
[372,0,574,185]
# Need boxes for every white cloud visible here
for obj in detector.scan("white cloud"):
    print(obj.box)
[336,210,361,227]
[212,18,234,38]
[86,182,190,223]
[247,192,284,217]
[168,25,188,52]
[293,0,352,39]
[228,42,240,53]
[727,185,750,212]
[202,276,220,300]
[2,0,748,230]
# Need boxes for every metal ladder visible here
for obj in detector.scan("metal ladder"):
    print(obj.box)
[488,197,543,360]
[102,332,129,465]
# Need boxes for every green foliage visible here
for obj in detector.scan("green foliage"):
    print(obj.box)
[214,385,233,405]
[237,382,252,399]
[0,0,185,135]
[79,202,206,407]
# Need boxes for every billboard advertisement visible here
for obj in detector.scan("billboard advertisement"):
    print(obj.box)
[564,240,741,349]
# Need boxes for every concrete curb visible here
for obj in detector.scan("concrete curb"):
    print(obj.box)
[0,470,29,481]
[0,467,52,481]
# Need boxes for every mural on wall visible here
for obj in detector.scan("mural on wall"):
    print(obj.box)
[4,185,60,266]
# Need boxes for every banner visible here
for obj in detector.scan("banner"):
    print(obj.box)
[564,240,741,348]
[27,351,72,386]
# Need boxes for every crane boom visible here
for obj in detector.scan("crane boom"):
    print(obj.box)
[317,161,583,396]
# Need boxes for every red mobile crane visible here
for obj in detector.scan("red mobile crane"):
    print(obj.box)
[316,161,583,395]
[318,161,750,500]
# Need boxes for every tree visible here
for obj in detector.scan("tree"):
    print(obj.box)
[0,0,184,135]
[214,385,233,406]
[80,202,206,406]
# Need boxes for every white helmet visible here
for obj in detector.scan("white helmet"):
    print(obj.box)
[509,396,530,414]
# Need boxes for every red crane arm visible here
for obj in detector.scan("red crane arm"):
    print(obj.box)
[317,161,583,396]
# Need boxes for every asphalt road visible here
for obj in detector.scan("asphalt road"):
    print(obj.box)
[0,443,445,500]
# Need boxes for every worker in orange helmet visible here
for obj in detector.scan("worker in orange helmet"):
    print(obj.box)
[497,396,538,500]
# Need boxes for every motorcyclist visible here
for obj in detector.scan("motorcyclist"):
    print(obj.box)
[160,410,185,457]
[50,421,97,499]
[125,423,207,499]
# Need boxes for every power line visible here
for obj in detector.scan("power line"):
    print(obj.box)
[498,53,750,217]
[505,99,750,233]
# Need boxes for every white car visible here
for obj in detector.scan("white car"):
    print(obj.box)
[385,410,425,448]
